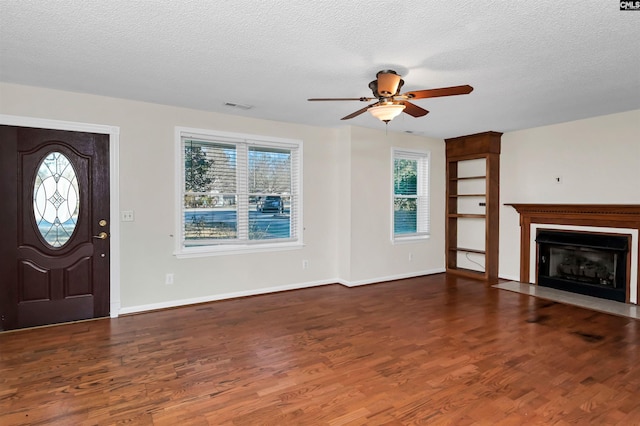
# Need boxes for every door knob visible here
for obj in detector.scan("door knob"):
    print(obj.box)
[93,232,108,240]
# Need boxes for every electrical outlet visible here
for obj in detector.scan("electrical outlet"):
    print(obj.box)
[121,210,135,222]
[302,260,309,269]
[165,273,174,285]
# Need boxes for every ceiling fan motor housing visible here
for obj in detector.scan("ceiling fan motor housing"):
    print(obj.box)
[370,70,404,98]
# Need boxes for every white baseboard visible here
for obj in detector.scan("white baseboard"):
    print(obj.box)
[117,279,336,316]
[116,270,447,316]
[338,268,445,287]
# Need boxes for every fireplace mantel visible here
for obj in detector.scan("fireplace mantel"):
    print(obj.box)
[506,203,640,304]
[507,204,640,219]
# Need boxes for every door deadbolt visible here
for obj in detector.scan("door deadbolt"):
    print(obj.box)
[99,219,107,227]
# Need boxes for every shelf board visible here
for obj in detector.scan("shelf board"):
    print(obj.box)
[448,213,486,218]
[446,267,487,281]
[449,247,486,254]
[449,194,486,197]
[449,175,486,181]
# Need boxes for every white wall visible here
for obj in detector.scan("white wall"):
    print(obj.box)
[499,109,640,280]
[344,126,446,285]
[336,127,353,283]
[0,82,446,313]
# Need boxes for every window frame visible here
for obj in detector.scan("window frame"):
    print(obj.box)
[391,147,430,243]
[174,127,303,258]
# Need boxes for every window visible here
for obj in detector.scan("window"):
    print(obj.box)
[392,148,429,241]
[175,127,302,256]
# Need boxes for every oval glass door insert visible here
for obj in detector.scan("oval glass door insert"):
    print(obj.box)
[33,152,80,248]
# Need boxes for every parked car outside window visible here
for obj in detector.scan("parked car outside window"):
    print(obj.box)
[257,196,284,213]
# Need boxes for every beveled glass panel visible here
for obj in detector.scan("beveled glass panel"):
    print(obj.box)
[33,152,80,248]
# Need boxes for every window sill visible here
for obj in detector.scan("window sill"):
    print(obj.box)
[392,234,430,245]
[174,241,304,258]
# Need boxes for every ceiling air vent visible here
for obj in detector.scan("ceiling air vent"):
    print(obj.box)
[224,102,253,110]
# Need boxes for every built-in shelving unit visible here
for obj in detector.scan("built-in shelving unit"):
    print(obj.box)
[445,131,502,283]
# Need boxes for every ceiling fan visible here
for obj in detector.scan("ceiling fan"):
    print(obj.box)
[308,70,473,123]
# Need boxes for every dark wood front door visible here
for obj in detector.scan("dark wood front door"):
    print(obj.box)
[0,126,110,331]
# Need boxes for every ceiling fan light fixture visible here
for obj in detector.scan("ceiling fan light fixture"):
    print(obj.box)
[368,103,405,123]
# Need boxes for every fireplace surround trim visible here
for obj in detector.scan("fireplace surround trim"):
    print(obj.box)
[506,204,640,304]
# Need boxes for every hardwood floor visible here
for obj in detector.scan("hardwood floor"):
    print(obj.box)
[1,273,639,425]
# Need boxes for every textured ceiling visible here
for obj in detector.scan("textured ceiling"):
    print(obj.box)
[1,0,639,138]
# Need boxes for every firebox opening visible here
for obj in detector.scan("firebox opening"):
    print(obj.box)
[536,230,629,302]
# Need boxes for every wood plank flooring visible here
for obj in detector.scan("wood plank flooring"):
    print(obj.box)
[1,273,639,425]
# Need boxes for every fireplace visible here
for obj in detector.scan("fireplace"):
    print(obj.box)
[506,204,640,304]
[536,230,629,302]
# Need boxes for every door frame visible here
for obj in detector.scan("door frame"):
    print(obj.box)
[0,114,121,318]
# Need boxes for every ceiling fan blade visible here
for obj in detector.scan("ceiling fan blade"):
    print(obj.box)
[404,85,474,100]
[308,97,374,102]
[401,101,429,118]
[341,102,379,120]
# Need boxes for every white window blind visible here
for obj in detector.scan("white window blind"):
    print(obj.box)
[392,148,430,241]
[176,128,302,256]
